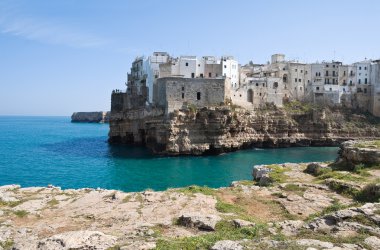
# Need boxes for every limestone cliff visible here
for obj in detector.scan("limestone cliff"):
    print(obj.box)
[109,104,380,155]
[71,111,110,123]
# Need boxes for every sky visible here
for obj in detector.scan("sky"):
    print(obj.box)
[0,0,379,115]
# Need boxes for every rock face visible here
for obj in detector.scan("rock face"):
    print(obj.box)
[338,140,380,166]
[37,230,117,250]
[71,112,110,123]
[109,105,380,155]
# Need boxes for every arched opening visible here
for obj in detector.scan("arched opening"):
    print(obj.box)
[283,74,288,83]
[247,89,253,103]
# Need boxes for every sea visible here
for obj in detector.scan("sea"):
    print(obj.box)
[0,116,339,192]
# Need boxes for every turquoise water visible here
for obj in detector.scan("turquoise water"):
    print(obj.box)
[0,116,339,192]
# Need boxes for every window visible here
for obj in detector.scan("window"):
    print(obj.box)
[315,72,318,77]
[365,78,367,84]
[364,88,367,93]
[295,78,297,82]
[185,62,189,66]
[301,70,303,73]
[299,79,301,82]
[256,83,259,86]
[182,93,184,99]
[344,71,346,76]
[182,87,185,91]
[200,73,204,78]
[295,69,298,72]
[208,72,211,77]
[316,87,320,90]
[350,80,353,85]
[333,65,335,68]
[224,65,227,68]
[283,67,285,70]
[197,92,201,100]
[329,88,332,91]
[365,67,367,70]
[198,64,200,67]
[215,73,218,77]
[247,89,253,103]
[359,66,362,70]
[326,71,329,76]
[191,73,195,78]
[359,79,361,84]
[273,82,278,88]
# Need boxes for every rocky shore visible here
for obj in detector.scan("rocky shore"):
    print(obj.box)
[1,141,379,249]
[109,103,380,156]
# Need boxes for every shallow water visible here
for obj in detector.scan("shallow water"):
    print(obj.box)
[0,116,339,191]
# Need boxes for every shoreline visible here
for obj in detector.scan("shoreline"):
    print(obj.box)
[1,140,379,249]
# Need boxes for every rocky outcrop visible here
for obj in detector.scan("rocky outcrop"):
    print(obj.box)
[37,231,117,250]
[338,140,380,167]
[178,213,222,231]
[109,105,380,155]
[71,111,110,123]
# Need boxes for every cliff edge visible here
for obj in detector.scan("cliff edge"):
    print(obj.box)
[109,101,380,155]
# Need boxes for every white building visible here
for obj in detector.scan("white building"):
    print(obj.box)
[370,60,380,116]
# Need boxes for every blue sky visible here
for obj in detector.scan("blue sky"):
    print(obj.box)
[0,0,379,115]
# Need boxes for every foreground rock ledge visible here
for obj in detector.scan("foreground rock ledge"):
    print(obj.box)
[1,154,380,249]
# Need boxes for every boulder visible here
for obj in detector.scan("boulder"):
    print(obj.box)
[178,213,221,231]
[37,230,117,250]
[252,165,271,181]
[278,220,304,236]
[364,236,380,249]
[304,162,324,176]
[258,174,273,186]
[232,219,255,228]
[210,240,243,250]
[296,239,334,249]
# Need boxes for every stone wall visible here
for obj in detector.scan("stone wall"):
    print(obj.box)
[71,112,110,123]
[153,77,231,114]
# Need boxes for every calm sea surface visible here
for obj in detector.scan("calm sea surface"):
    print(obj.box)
[0,116,339,192]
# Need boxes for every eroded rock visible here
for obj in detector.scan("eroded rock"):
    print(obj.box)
[178,213,221,231]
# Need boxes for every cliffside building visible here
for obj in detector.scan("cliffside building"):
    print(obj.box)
[113,52,380,117]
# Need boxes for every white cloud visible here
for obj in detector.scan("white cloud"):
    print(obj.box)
[0,2,109,48]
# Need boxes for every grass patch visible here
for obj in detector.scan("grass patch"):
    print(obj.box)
[296,228,370,247]
[174,185,216,196]
[122,195,132,203]
[307,199,353,221]
[0,199,22,208]
[316,170,365,183]
[156,220,266,250]
[355,183,380,202]
[215,199,245,214]
[353,140,380,148]
[47,198,59,206]
[0,240,14,250]
[282,184,306,196]
[346,214,378,228]
[267,165,290,184]
[13,210,28,218]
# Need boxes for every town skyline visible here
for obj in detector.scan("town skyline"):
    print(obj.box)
[1,0,379,115]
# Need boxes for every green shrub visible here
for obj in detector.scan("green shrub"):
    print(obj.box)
[355,183,380,202]
[13,210,28,218]
[174,185,216,196]
[155,221,266,250]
